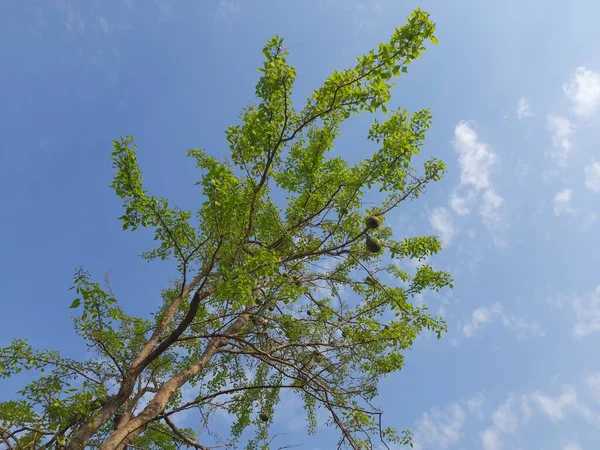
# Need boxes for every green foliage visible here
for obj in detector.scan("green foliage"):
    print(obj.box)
[0,8,449,450]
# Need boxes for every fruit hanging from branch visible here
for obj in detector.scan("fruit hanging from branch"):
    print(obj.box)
[365,215,381,229]
[365,235,382,253]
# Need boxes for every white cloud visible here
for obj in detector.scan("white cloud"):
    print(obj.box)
[481,396,518,450]
[563,67,600,117]
[411,404,466,450]
[573,401,600,427]
[450,122,506,246]
[481,429,501,450]
[480,188,504,229]
[429,207,455,247]
[553,188,576,216]
[532,385,577,421]
[414,382,599,450]
[571,285,600,339]
[462,303,544,340]
[436,295,451,317]
[492,397,518,434]
[529,384,600,429]
[516,160,529,186]
[552,286,600,338]
[586,373,600,403]
[453,121,498,191]
[584,160,600,192]
[466,393,486,419]
[547,115,575,167]
[462,304,495,337]
[516,97,533,119]
[564,444,582,450]
[501,314,545,337]
[449,189,475,216]
[520,395,533,425]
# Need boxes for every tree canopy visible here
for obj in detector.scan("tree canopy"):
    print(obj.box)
[0,8,451,450]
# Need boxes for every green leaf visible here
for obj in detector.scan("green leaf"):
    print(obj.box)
[69,299,81,309]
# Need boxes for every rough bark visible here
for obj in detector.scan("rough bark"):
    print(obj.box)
[100,313,251,450]
[66,271,213,450]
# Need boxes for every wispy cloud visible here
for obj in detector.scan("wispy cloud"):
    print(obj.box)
[550,286,600,339]
[410,395,489,449]
[410,376,600,450]
[449,121,506,247]
[563,67,600,117]
[453,122,498,192]
[492,396,519,433]
[564,444,582,450]
[584,160,600,192]
[547,115,575,168]
[462,303,544,340]
[480,396,519,450]
[586,373,600,403]
[481,428,501,450]
[412,381,600,450]
[429,207,456,247]
[466,393,486,419]
[531,385,577,421]
[480,189,506,248]
[553,188,576,217]
[449,190,475,216]
[411,403,466,450]
[462,304,496,337]
[520,395,533,425]
[516,160,530,186]
[569,285,600,339]
[516,97,533,119]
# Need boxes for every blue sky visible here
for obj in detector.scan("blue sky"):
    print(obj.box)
[2,0,600,449]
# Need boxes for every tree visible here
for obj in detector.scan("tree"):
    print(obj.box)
[0,8,451,450]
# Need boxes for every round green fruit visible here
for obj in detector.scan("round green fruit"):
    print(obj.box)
[365,215,381,229]
[365,236,382,253]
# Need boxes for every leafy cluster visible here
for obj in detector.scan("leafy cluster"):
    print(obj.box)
[0,8,451,450]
